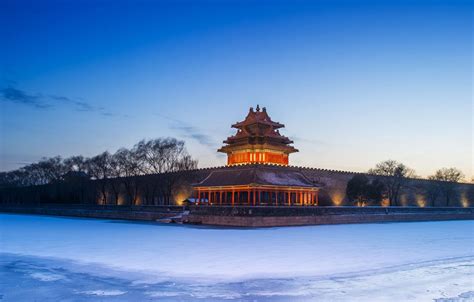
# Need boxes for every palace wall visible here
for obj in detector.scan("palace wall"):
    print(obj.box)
[1,165,473,208]
[185,206,474,227]
[1,204,472,227]
[295,167,474,207]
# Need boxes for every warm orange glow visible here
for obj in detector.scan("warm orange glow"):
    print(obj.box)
[117,196,126,206]
[174,191,190,206]
[227,150,289,166]
[460,192,470,208]
[193,184,318,206]
[135,196,142,206]
[330,192,344,206]
[416,195,426,207]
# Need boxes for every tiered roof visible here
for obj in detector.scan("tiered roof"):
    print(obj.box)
[218,105,298,154]
[195,165,317,188]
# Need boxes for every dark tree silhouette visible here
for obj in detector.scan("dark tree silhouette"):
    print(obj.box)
[85,152,112,205]
[368,160,415,206]
[346,174,385,206]
[114,148,141,205]
[428,168,464,206]
[0,137,198,206]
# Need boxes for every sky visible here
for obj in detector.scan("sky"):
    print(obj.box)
[0,0,472,179]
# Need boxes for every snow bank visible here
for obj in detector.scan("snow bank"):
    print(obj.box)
[0,214,473,282]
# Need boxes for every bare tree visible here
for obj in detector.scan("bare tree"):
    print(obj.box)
[7,156,69,186]
[368,160,415,206]
[0,137,198,206]
[425,182,441,207]
[177,154,198,171]
[0,169,36,188]
[346,174,385,206]
[85,152,111,204]
[114,148,141,205]
[64,156,87,173]
[133,138,198,204]
[134,138,193,173]
[428,168,464,206]
[108,154,122,205]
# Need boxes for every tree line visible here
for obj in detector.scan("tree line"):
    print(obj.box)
[346,159,466,207]
[0,138,198,205]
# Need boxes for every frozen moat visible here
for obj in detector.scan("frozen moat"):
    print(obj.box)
[0,214,473,301]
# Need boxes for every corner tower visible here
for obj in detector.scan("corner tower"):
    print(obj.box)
[218,105,298,166]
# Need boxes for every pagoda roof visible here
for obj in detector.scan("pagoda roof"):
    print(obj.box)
[194,165,317,188]
[219,105,297,152]
[224,126,293,143]
[232,105,284,129]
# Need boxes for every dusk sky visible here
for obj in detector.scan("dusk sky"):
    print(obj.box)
[0,0,472,179]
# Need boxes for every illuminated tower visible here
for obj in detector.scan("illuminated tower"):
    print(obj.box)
[218,105,298,166]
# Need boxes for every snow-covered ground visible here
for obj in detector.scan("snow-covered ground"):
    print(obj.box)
[0,214,473,301]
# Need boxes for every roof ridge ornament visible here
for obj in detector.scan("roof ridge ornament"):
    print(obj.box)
[256,104,260,112]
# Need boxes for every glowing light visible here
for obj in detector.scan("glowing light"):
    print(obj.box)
[416,195,426,207]
[117,197,125,206]
[228,150,289,166]
[460,192,470,208]
[174,191,191,206]
[330,192,344,206]
[135,196,142,206]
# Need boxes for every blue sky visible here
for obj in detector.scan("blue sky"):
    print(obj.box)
[0,0,472,178]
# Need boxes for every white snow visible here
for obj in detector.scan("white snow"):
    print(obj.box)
[1,214,473,301]
[77,290,127,296]
[29,272,65,282]
[145,291,184,297]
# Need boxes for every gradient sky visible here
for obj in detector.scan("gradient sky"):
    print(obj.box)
[0,0,472,179]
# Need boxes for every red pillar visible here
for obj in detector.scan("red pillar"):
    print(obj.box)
[253,189,256,206]
[232,190,235,206]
